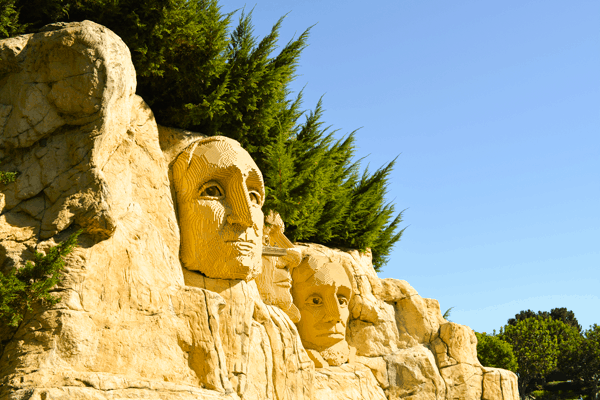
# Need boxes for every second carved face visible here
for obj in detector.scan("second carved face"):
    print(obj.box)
[256,211,302,321]
[292,256,353,352]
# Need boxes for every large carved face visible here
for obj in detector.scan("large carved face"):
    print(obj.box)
[292,257,352,352]
[173,137,265,281]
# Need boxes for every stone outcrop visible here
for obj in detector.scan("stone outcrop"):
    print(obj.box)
[0,21,518,400]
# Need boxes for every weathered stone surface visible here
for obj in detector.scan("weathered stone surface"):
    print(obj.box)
[432,322,480,368]
[0,21,519,400]
[395,293,446,347]
[376,278,418,302]
[347,299,401,357]
[440,363,483,400]
[9,388,238,400]
[181,270,314,400]
[313,363,387,400]
[384,346,446,400]
[355,355,389,389]
[6,373,240,400]
[482,367,519,400]
[0,20,138,241]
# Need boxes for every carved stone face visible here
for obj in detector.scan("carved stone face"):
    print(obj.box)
[258,250,302,321]
[292,260,352,352]
[173,137,265,281]
[256,211,301,321]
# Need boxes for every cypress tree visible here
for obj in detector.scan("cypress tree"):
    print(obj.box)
[0,0,23,38]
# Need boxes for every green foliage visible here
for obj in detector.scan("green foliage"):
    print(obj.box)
[507,309,537,325]
[531,383,583,400]
[575,324,600,399]
[501,313,583,398]
[0,170,17,184]
[262,98,404,269]
[500,316,561,397]
[442,307,454,320]
[11,0,186,78]
[0,230,81,327]
[3,0,404,269]
[475,331,518,372]
[0,0,25,38]
[548,307,582,332]
[497,308,600,399]
[478,308,599,399]
[508,307,581,332]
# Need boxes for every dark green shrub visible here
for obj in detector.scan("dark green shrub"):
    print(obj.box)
[0,230,81,327]
[0,171,16,184]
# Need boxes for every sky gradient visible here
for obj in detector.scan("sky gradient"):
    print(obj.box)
[218,0,600,333]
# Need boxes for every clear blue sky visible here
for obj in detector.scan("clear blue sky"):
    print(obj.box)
[218,0,600,333]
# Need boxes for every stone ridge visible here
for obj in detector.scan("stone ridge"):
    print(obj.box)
[0,21,518,400]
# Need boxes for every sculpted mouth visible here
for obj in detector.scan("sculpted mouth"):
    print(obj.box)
[274,279,292,288]
[226,240,257,253]
[316,327,345,337]
[317,332,345,338]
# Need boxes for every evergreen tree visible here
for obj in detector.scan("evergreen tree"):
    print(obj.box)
[0,0,404,269]
[0,0,23,38]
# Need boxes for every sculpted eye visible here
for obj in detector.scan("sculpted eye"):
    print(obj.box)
[199,182,224,198]
[337,295,348,307]
[249,191,261,205]
[308,296,323,306]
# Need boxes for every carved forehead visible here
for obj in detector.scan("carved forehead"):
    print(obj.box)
[312,263,351,288]
[192,138,258,172]
[294,258,351,290]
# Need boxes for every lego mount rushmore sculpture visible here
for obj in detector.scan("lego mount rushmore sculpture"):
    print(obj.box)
[0,21,518,400]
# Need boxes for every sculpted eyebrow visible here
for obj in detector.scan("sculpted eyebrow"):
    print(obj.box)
[246,170,264,193]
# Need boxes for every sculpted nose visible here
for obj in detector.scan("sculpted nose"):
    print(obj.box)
[278,248,301,270]
[226,181,254,227]
[323,299,343,324]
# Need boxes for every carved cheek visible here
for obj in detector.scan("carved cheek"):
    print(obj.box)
[258,257,277,294]
[309,306,327,323]
[273,268,289,282]
[192,200,226,238]
[340,307,350,327]
[251,207,264,229]
[208,201,227,227]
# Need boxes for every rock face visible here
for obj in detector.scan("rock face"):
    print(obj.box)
[0,21,518,400]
